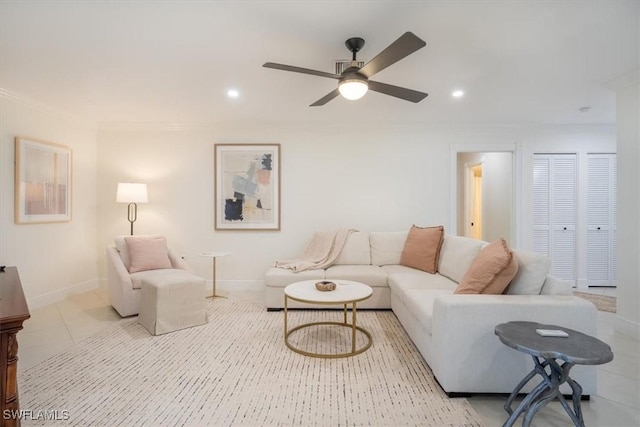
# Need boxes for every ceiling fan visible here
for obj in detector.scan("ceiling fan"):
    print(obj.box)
[263,32,428,107]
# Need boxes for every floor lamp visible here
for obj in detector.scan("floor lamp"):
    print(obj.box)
[116,183,148,235]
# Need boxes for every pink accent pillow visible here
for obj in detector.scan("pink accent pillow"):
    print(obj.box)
[454,238,519,294]
[399,225,445,274]
[125,236,172,273]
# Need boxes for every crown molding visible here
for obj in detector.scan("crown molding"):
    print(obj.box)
[0,88,96,129]
[97,120,538,133]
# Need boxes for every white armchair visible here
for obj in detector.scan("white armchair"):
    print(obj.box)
[106,235,196,317]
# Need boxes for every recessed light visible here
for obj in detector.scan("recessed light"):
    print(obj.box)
[227,89,239,98]
[452,90,464,98]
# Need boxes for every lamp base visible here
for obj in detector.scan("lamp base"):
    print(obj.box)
[127,203,138,235]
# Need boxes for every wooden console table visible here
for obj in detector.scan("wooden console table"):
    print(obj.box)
[1,267,30,427]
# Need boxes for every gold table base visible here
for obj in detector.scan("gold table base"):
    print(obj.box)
[284,297,372,359]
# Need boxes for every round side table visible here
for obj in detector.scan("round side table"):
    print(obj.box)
[198,252,229,299]
[495,321,613,427]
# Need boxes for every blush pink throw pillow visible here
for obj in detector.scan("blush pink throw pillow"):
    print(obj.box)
[454,238,519,294]
[400,225,445,274]
[125,236,173,273]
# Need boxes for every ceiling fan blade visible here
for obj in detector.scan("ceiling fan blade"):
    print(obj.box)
[358,32,426,78]
[263,62,340,79]
[368,80,428,103]
[310,89,341,107]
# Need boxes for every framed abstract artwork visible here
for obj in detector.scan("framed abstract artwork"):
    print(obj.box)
[15,136,72,224]
[215,143,281,230]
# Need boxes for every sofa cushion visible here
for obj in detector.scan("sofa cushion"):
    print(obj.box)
[454,239,518,294]
[402,289,454,335]
[129,268,192,290]
[505,250,551,295]
[325,265,388,287]
[400,225,444,274]
[388,271,457,305]
[370,231,408,266]
[265,267,325,288]
[334,231,371,265]
[381,264,426,276]
[125,236,173,273]
[438,235,485,283]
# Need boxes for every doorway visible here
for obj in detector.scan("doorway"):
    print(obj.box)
[465,162,483,240]
[451,144,520,246]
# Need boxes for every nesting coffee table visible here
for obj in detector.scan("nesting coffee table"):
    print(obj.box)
[495,321,614,427]
[284,280,373,359]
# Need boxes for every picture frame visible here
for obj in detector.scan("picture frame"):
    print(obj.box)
[15,136,72,224]
[215,143,280,230]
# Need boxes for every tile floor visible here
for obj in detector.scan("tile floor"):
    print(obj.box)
[17,287,639,426]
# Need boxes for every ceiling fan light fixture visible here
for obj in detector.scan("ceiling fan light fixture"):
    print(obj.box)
[339,79,368,100]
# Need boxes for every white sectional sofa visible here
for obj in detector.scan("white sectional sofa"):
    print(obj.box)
[265,231,598,397]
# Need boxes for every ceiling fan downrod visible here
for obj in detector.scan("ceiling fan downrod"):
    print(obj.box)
[345,37,365,62]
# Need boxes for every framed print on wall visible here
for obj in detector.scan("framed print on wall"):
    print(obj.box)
[15,136,72,224]
[215,143,280,230]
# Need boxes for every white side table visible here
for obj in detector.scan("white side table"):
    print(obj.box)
[198,252,230,299]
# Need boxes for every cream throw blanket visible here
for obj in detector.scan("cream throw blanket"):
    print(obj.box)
[274,229,357,272]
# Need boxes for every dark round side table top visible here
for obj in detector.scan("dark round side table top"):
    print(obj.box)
[495,321,614,365]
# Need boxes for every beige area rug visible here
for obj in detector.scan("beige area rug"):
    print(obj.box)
[574,291,617,313]
[19,298,483,427]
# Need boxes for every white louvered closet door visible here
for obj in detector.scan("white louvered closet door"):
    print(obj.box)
[587,154,617,286]
[533,154,577,285]
[532,157,551,255]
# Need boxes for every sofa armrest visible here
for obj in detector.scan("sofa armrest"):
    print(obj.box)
[430,294,598,394]
[106,246,133,289]
[106,246,138,316]
[167,246,191,271]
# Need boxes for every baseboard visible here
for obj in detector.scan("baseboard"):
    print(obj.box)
[575,279,588,290]
[27,278,102,310]
[613,315,640,340]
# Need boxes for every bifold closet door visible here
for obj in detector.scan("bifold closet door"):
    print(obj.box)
[533,154,577,285]
[587,154,617,286]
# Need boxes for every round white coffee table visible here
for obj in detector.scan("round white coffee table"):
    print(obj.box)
[283,280,373,358]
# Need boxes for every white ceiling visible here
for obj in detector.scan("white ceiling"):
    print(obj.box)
[1,1,638,128]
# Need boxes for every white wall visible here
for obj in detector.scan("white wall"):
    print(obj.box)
[0,95,99,306]
[615,81,640,338]
[483,152,513,243]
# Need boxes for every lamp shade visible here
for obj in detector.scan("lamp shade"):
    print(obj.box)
[116,183,148,203]
[338,79,369,100]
